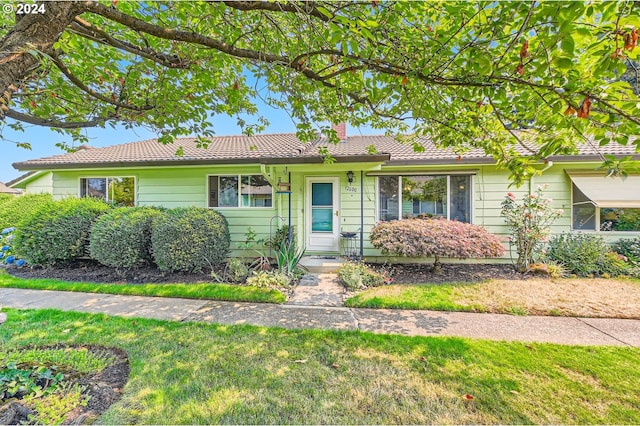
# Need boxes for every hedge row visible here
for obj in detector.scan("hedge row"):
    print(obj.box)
[0,193,53,230]
[12,198,229,272]
[16,197,111,265]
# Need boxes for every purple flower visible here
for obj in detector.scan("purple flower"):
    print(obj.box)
[1,246,9,252]
[16,259,25,267]
[1,227,15,235]
[5,255,15,264]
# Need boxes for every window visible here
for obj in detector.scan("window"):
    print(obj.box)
[572,183,640,231]
[80,177,135,206]
[208,175,272,208]
[378,174,472,222]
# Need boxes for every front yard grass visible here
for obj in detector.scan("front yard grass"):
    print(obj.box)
[1,308,639,424]
[345,278,640,318]
[0,269,285,304]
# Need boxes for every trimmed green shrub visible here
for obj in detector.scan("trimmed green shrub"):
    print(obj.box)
[0,194,14,206]
[370,218,505,269]
[212,258,250,283]
[613,237,640,265]
[547,233,629,277]
[0,193,53,230]
[151,207,230,272]
[338,262,389,291]
[246,270,291,287]
[14,197,111,266]
[90,207,162,269]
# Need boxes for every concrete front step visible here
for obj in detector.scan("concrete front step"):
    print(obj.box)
[299,256,344,273]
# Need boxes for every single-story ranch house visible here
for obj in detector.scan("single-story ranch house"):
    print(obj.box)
[9,127,640,262]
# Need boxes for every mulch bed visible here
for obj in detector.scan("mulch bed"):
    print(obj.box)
[8,260,218,284]
[7,259,527,285]
[370,262,529,284]
[0,344,129,425]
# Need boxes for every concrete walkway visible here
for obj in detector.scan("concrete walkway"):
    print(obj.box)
[287,273,345,307]
[2,286,639,347]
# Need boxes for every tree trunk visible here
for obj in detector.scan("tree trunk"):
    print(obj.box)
[0,1,83,115]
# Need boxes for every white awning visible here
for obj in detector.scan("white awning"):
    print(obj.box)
[568,173,640,208]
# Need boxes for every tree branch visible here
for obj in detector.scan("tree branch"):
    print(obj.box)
[487,95,538,155]
[49,53,153,112]
[70,18,190,69]
[221,1,331,22]
[82,2,289,64]
[5,109,114,129]
[492,1,536,72]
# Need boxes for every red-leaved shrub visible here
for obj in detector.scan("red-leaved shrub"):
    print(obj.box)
[370,218,505,269]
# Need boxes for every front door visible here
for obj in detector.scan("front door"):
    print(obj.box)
[306,177,340,252]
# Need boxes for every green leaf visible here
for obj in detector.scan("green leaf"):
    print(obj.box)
[561,36,575,55]
[555,57,574,69]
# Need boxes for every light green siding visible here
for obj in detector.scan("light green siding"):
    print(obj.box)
[23,172,53,194]
[29,160,640,262]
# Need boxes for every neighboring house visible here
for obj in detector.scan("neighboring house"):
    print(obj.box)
[10,130,640,262]
[0,182,21,195]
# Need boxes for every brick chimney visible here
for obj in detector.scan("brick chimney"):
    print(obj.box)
[331,122,347,141]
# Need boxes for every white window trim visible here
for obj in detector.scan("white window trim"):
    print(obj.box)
[206,174,274,209]
[79,176,137,205]
[377,174,473,223]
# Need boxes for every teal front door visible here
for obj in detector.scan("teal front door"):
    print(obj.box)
[306,177,340,251]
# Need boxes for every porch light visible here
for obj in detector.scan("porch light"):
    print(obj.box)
[347,170,355,184]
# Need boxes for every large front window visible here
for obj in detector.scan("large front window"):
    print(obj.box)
[378,174,472,222]
[572,183,640,231]
[80,177,135,206]
[208,175,273,208]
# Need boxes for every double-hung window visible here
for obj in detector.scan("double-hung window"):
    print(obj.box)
[378,174,472,222]
[208,175,273,208]
[80,177,135,206]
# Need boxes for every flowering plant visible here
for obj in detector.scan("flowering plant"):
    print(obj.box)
[500,185,563,272]
[1,227,25,267]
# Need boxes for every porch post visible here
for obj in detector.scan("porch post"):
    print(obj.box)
[360,170,364,259]
[287,171,293,244]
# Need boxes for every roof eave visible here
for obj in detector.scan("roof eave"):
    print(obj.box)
[548,154,640,162]
[13,154,391,171]
[386,157,495,166]
[6,171,41,188]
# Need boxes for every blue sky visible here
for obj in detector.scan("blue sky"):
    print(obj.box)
[1,104,378,184]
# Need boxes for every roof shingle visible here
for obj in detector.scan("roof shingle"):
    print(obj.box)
[12,133,639,171]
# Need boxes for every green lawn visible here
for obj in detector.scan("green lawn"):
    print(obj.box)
[345,282,481,311]
[0,269,285,304]
[1,308,639,424]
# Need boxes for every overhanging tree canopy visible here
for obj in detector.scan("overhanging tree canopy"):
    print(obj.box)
[0,0,639,183]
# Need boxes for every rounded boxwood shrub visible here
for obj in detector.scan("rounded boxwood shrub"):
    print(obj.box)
[0,193,53,230]
[14,197,111,266]
[151,207,230,272]
[370,217,505,269]
[0,194,14,207]
[90,206,163,269]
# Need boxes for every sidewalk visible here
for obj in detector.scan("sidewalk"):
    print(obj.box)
[2,287,639,347]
